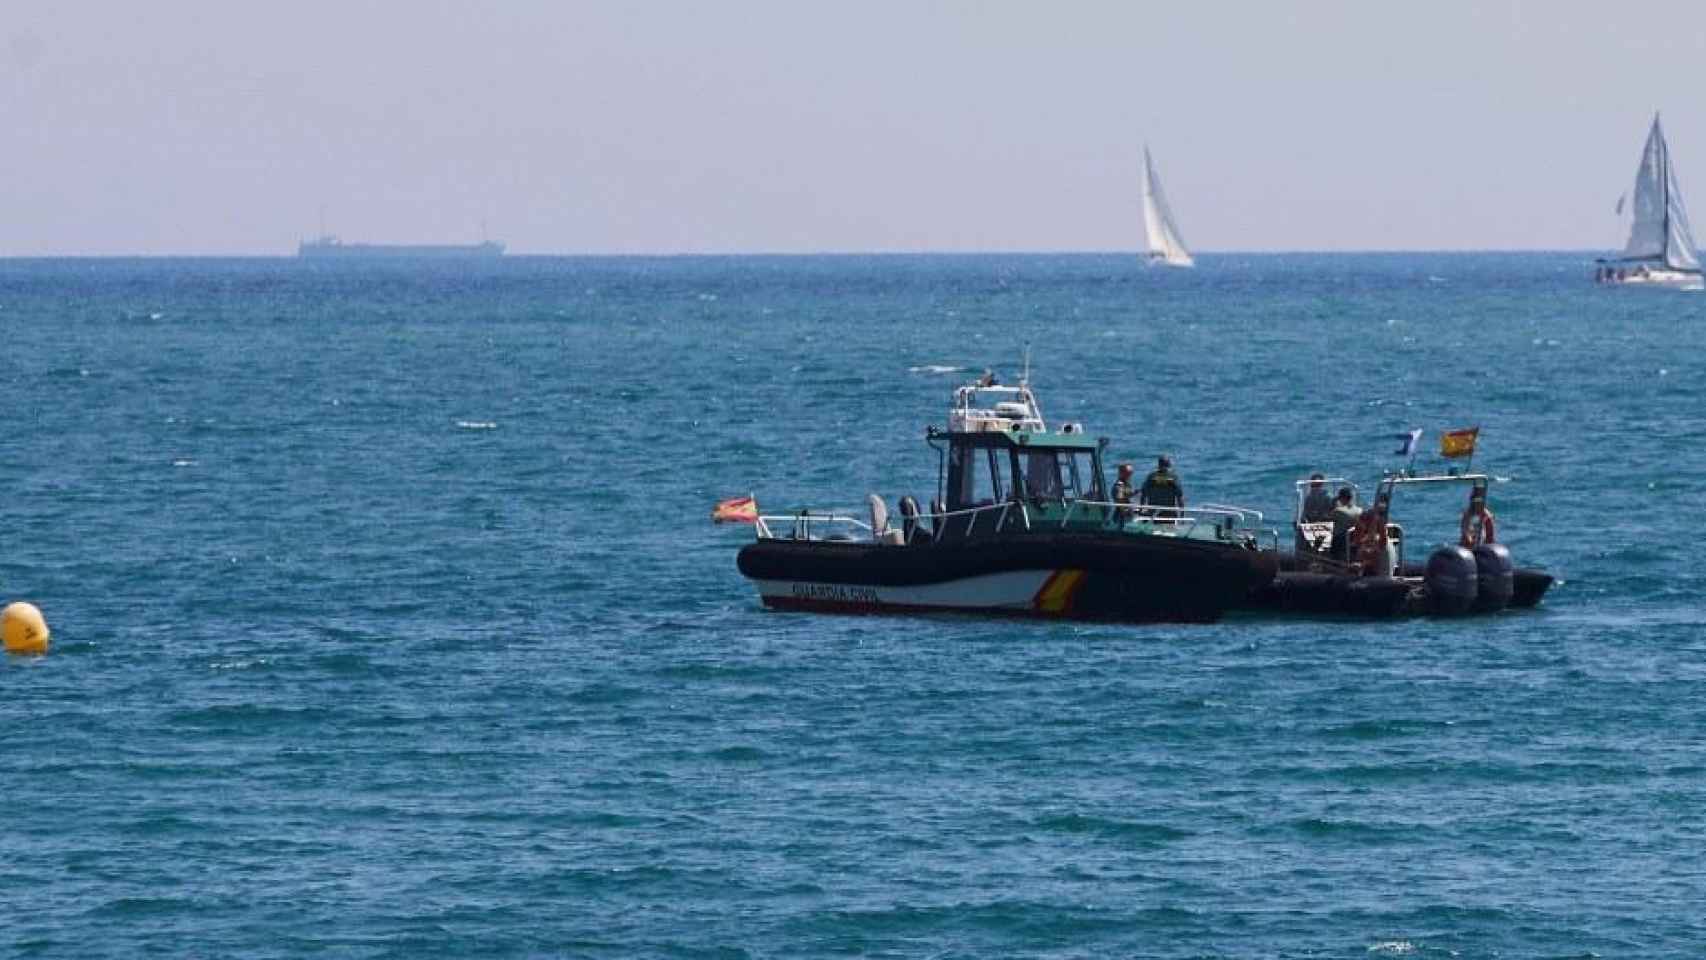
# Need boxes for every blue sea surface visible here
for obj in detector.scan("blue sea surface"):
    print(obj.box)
[3,253,1704,957]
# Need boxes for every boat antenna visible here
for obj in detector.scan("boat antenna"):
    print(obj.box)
[1021,342,1031,386]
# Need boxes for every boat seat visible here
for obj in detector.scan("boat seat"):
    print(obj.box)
[897,496,924,544]
[1297,522,1333,553]
[869,494,904,545]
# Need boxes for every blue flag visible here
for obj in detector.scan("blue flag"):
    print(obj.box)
[1394,429,1422,457]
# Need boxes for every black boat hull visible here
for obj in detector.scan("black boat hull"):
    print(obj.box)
[738,533,1279,624]
[1242,558,1556,619]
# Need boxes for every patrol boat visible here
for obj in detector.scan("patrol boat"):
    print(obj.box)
[736,375,1279,623]
[1246,471,1555,618]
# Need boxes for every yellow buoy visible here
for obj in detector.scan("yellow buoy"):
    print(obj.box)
[2,601,50,655]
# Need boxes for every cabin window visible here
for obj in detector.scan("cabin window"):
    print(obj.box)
[950,444,1007,509]
[1021,449,1064,500]
[1069,451,1101,500]
[1017,449,1099,501]
[951,445,977,508]
[1059,452,1083,499]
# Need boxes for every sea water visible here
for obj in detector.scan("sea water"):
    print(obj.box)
[2,253,1703,957]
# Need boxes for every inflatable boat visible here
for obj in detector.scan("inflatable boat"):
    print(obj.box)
[1243,470,1555,618]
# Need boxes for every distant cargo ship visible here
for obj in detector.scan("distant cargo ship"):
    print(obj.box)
[297,235,505,259]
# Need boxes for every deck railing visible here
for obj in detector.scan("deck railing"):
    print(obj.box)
[1059,499,1276,549]
[754,512,872,542]
[756,497,1276,550]
[754,500,1031,544]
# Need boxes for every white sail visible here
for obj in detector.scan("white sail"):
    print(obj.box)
[1664,160,1701,272]
[1142,148,1194,268]
[1620,115,1702,273]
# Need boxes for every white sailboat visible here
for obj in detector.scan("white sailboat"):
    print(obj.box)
[1595,114,1703,290]
[1142,147,1194,268]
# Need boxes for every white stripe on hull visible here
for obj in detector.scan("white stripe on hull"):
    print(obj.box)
[753,570,1056,611]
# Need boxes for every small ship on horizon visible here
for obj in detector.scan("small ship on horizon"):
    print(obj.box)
[297,234,505,259]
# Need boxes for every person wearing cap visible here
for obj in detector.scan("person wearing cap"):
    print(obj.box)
[1302,473,1334,522]
[1139,455,1185,516]
[1111,463,1137,521]
[1329,487,1362,561]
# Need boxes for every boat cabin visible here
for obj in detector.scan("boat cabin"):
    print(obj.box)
[748,375,1274,551]
[938,424,1105,512]
[925,381,1109,538]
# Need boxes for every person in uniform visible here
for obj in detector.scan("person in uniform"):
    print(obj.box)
[1139,455,1185,516]
[1329,487,1361,561]
[1111,463,1137,521]
[1302,473,1333,522]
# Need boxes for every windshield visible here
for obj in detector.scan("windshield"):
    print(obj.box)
[1019,449,1100,501]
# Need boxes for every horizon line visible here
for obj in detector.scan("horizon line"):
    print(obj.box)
[0,247,1622,260]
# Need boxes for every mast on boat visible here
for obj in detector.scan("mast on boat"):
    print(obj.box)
[1660,115,1671,264]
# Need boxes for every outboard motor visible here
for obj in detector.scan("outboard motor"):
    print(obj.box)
[898,496,923,544]
[1424,545,1479,616]
[1470,542,1514,613]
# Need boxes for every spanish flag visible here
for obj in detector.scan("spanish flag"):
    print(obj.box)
[711,495,758,524]
[1440,427,1479,459]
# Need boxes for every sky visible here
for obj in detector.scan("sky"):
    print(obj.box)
[3,1,1705,256]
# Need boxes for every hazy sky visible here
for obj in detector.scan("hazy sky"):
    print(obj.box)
[4,1,1705,255]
